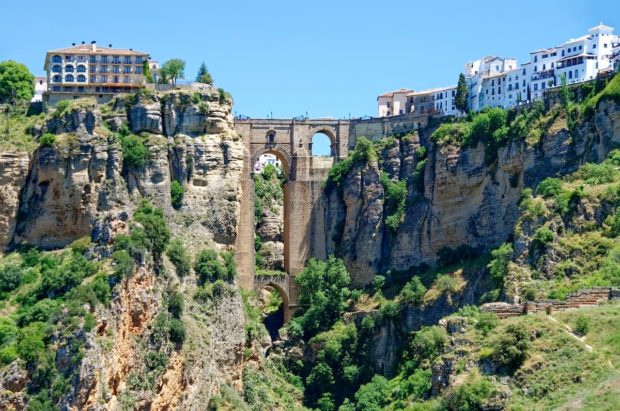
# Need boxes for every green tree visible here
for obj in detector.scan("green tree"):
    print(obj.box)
[166,239,191,277]
[196,62,213,85]
[487,243,513,285]
[160,59,185,85]
[170,180,184,209]
[455,73,469,113]
[293,256,351,337]
[0,60,34,104]
[142,61,153,83]
[194,249,228,284]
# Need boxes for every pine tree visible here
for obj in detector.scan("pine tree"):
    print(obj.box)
[455,73,469,113]
[196,62,213,85]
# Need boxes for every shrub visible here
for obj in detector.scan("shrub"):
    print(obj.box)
[38,253,96,298]
[380,172,407,232]
[575,314,590,336]
[446,375,498,411]
[401,368,432,401]
[133,200,170,259]
[0,264,22,292]
[194,249,227,284]
[572,162,619,184]
[221,251,237,280]
[170,180,184,209]
[537,177,563,198]
[409,326,448,368]
[533,227,554,247]
[380,300,400,318]
[119,133,148,169]
[54,100,70,116]
[475,312,498,336]
[39,133,56,147]
[70,236,92,254]
[169,318,186,345]
[353,375,390,411]
[16,322,46,364]
[113,249,134,278]
[166,239,191,277]
[487,243,513,285]
[398,276,427,307]
[168,291,184,319]
[434,274,458,294]
[489,323,530,373]
[372,275,386,293]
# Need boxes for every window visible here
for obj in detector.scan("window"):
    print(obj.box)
[65,65,74,72]
[579,45,583,50]
[112,56,120,64]
[77,75,86,83]
[124,76,130,83]
[542,82,545,90]
[123,66,131,74]
[53,86,61,91]
[113,75,119,83]
[52,65,61,73]
[65,74,74,82]
[136,56,143,64]
[53,75,61,82]
[498,87,501,94]
[90,75,96,83]
[542,54,548,59]
[551,62,554,68]
[574,69,578,78]
[124,56,132,64]
[534,56,538,62]
[267,132,275,143]
[101,66,108,73]
[569,71,573,79]
[543,64,546,70]
[534,65,537,72]
[562,50,565,56]
[101,56,108,63]
[509,84,512,91]
[594,44,597,49]
[65,55,73,62]
[89,56,96,63]
[604,43,608,48]
[534,83,538,91]
[52,55,61,63]
[491,79,494,86]
[135,66,142,74]
[77,65,86,72]
[90,66,96,73]
[101,75,107,83]
[113,66,120,73]
[77,56,86,62]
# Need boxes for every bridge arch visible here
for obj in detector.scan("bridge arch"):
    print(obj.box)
[250,145,293,179]
[308,126,338,157]
[253,276,293,323]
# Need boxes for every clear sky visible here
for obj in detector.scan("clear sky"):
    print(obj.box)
[0,0,616,120]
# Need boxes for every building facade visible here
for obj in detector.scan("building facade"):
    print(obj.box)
[32,76,47,102]
[43,42,149,106]
[377,24,620,117]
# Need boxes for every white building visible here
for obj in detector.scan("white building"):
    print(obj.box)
[253,154,282,174]
[377,89,411,117]
[377,23,620,118]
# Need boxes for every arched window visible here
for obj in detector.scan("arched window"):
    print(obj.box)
[267,131,275,144]
[77,65,86,73]
[52,75,61,82]
[311,132,334,156]
[65,74,74,82]
[65,65,74,73]
[77,75,86,83]
[52,55,61,63]
[52,65,61,73]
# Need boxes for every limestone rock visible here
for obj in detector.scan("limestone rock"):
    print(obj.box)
[0,152,29,249]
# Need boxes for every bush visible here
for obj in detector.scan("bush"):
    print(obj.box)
[169,318,186,345]
[353,375,390,411]
[533,227,554,247]
[380,300,400,318]
[112,250,134,278]
[39,133,56,147]
[409,326,448,368]
[133,200,170,258]
[16,322,46,364]
[537,178,563,198]
[194,249,228,284]
[0,264,22,292]
[170,180,184,209]
[166,239,191,277]
[575,314,590,336]
[487,243,513,285]
[380,172,407,232]
[489,323,530,373]
[475,312,498,336]
[398,276,427,307]
[119,133,148,169]
[446,375,498,411]
[573,162,619,185]
[372,275,386,293]
[168,292,184,319]
[434,274,458,294]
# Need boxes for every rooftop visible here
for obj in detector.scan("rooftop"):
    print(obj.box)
[47,43,148,56]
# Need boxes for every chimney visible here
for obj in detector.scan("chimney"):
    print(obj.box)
[91,40,96,52]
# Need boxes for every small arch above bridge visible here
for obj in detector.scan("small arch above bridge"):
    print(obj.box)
[253,275,294,322]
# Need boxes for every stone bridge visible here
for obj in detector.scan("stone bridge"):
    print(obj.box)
[234,118,350,321]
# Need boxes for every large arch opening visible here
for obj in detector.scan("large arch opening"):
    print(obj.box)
[252,152,288,277]
[257,283,288,340]
[310,131,336,156]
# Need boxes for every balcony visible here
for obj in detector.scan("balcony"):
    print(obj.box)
[531,69,554,81]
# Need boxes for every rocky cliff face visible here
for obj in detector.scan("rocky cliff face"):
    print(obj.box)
[4,88,243,253]
[0,152,29,249]
[319,100,620,286]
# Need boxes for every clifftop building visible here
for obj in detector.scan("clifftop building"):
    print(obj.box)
[377,24,620,117]
[43,41,150,106]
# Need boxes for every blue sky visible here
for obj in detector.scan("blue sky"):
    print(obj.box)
[0,0,616,120]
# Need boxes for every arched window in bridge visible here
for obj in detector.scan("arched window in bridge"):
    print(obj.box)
[311,132,334,156]
[267,131,276,145]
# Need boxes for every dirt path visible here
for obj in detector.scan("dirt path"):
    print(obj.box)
[546,314,594,352]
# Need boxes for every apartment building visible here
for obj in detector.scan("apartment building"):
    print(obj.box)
[377,23,620,117]
[377,89,411,117]
[43,41,150,106]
